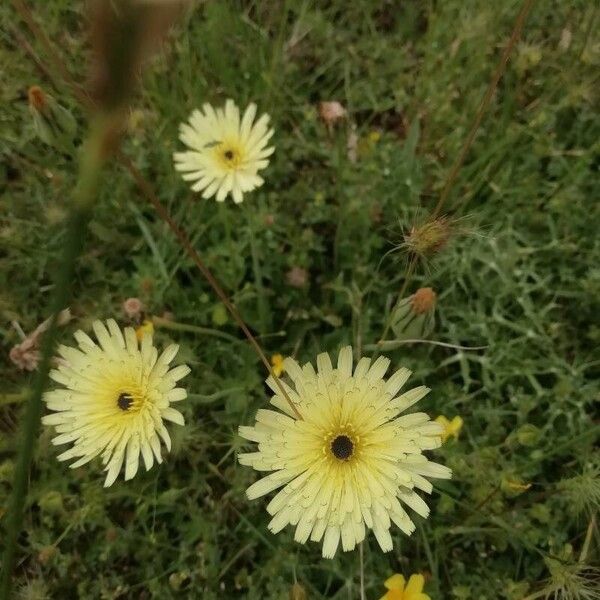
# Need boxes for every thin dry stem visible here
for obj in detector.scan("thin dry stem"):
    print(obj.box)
[432,0,536,219]
[377,0,534,353]
[117,153,302,420]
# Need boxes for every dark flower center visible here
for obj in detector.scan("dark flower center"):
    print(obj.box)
[224,150,234,160]
[331,435,354,460]
[117,392,133,411]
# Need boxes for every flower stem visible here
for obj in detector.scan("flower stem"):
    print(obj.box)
[0,116,109,596]
[359,542,366,600]
[375,256,417,359]
[431,0,536,220]
[246,203,270,334]
[151,315,239,343]
[118,152,303,420]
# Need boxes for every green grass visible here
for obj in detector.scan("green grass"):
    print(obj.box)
[1,0,599,598]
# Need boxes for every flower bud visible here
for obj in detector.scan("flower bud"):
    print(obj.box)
[28,85,77,153]
[38,490,64,516]
[290,582,307,600]
[391,287,436,340]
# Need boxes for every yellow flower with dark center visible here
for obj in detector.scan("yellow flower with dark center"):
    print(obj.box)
[435,415,463,442]
[42,319,190,486]
[380,573,431,600]
[238,347,451,558]
[173,99,274,203]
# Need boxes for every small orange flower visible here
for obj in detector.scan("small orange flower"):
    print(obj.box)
[380,573,431,600]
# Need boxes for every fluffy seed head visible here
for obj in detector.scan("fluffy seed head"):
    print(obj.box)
[404,217,452,259]
[122,297,144,320]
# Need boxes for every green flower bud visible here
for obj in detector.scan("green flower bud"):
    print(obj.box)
[28,86,77,154]
[38,490,64,515]
[391,287,436,340]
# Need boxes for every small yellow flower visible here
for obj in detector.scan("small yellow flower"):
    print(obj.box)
[368,130,381,143]
[380,573,431,600]
[435,415,463,442]
[135,319,154,341]
[270,353,285,377]
[504,478,532,493]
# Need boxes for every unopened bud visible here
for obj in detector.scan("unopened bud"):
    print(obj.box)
[38,545,57,565]
[28,86,47,112]
[290,582,307,600]
[391,287,436,340]
[38,490,64,516]
[411,287,436,314]
[28,85,77,153]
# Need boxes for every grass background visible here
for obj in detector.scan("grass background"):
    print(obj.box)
[1,0,599,598]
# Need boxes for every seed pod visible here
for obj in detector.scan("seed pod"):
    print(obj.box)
[404,217,452,259]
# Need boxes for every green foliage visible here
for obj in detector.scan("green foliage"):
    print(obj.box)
[1,0,598,598]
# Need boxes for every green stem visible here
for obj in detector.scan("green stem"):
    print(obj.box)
[378,256,416,346]
[245,203,269,334]
[151,315,239,343]
[0,115,110,597]
[0,393,27,407]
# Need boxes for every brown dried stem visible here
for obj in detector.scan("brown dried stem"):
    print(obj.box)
[117,153,302,419]
[431,0,536,220]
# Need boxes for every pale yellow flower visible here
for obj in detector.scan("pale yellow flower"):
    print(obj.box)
[173,99,274,203]
[380,573,431,600]
[369,130,382,143]
[435,415,463,442]
[238,347,452,558]
[42,319,190,486]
